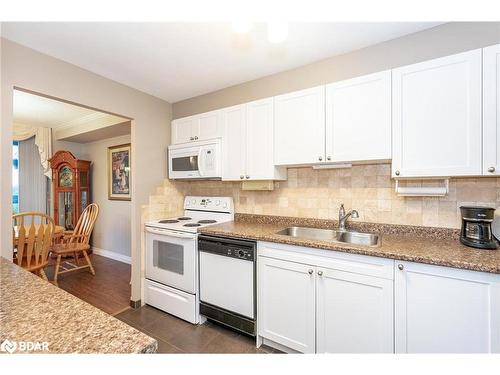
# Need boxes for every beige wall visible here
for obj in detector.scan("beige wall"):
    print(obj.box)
[148,164,499,229]
[80,134,132,258]
[1,37,171,302]
[173,22,500,118]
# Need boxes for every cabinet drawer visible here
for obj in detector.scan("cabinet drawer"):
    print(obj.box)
[258,241,394,280]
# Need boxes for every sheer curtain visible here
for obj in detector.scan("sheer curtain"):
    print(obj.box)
[19,136,48,214]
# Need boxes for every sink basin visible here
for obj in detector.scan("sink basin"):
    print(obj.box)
[275,226,381,247]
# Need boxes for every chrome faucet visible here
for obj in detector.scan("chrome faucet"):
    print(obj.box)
[338,204,359,231]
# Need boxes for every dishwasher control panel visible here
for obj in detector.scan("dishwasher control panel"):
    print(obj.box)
[198,235,255,262]
[226,247,254,261]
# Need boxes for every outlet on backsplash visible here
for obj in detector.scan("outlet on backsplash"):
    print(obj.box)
[144,163,500,229]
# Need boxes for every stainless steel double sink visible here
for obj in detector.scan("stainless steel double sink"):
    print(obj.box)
[275,226,381,247]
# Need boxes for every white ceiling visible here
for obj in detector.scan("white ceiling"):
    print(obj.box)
[2,22,443,103]
[13,89,129,143]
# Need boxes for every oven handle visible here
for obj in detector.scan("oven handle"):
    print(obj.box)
[145,227,196,239]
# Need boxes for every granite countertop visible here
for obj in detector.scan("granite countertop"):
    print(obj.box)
[198,214,500,275]
[0,257,157,354]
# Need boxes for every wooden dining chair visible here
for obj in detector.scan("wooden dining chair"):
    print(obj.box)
[51,203,99,285]
[12,212,56,281]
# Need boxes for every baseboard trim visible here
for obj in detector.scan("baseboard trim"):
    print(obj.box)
[91,247,131,264]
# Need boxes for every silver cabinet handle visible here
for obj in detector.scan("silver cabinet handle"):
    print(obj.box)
[308,269,314,275]
[189,137,194,141]
[398,264,404,271]
[317,270,323,276]
[240,175,244,179]
[395,170,400,176]
[327,156,331,161]
[318,156,323,161]
[488,166,495,173]
[194,136,199,140]
[246,175,250,179]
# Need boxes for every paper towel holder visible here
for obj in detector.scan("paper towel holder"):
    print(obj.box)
[395,178,449,197]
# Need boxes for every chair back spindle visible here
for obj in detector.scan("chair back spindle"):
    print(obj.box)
[13,212,55,270]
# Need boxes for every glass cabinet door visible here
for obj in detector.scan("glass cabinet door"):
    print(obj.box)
[80,190,88,213]
[58,191,74,230]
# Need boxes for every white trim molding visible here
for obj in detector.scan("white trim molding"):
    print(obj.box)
[91,246,131,264]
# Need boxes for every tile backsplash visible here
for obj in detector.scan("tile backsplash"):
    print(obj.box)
[147,163,500,229]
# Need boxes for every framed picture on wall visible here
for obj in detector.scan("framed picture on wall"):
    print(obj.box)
[108,143,131,201]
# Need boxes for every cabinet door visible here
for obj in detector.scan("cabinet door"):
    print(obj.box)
[194,110,222,141]
[245,98,275,180]
[326,71,391,163]
[258,256,316,353]
[392,49,482,177]
[483,43,500,175]
[274,86,325,165]
[171,117,195,144]
[221,104,247,180]
[395,261,500,353]
[316,267,393,353]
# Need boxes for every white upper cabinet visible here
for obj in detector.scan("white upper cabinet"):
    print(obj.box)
[326,71,392,163]
[221,104,246,180]
[392,49,482,178]
[274,86,326,165]
[220,100,286,181]
[246,98,275,180]
[171,116,196,144]
[395,261,500,353]
[171,110,222,144]
[483,43,500,176]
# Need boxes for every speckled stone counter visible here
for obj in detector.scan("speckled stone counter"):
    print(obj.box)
[198,214,500,274]
[0,258,157,353]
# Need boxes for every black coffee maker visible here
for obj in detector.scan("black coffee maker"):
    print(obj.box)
[459,206,497,249]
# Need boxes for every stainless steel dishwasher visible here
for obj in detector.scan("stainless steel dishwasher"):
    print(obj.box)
[198,235,256,336]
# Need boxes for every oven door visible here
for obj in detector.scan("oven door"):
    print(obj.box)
[145,226,197,294]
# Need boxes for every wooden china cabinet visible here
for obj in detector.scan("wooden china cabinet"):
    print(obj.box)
[49,151,92,230]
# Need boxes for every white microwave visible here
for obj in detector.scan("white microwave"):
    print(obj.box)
[168,138,221,179]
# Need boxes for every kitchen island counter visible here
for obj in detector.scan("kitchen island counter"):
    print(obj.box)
[0,257,157,354]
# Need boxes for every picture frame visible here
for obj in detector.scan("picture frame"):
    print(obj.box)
[108,143,131,201]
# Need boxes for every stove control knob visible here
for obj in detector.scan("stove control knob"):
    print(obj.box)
[238,250,245,258]
[191,199,196,205]
[222,202,228,208]
[215,200,220,206]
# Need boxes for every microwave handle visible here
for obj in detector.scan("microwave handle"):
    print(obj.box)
[145,227,195,239]
[198,147,206,177]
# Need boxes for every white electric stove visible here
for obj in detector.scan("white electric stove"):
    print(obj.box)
[144,196,234,324]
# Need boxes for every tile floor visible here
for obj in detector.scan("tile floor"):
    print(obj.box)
[115,305,281,354]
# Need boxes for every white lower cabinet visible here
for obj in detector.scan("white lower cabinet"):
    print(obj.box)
[257,242,394,353]
[258,257,316,353]
[394,261,500,353]
[316,268,393,353]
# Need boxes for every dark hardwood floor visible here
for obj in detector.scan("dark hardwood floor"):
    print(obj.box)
[43,253,280,354]
[115,305,280,354]
[44,253,131,316]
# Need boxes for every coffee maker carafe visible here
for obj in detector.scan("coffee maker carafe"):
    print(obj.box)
[459,206,497,250]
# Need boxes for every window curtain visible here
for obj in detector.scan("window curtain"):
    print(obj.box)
[19,136,48,214]
[12,124,52,179]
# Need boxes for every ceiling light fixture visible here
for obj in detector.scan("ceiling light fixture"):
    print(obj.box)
[267,21,288,44]
[231,21,254,34]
